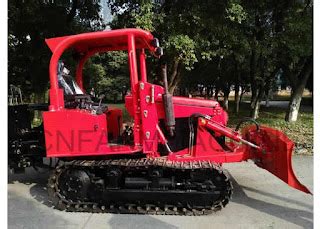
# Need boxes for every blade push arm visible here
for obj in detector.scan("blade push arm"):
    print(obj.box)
[198,115,260,149]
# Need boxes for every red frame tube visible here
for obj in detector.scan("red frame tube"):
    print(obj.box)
[47,29,156,111]
[127,34,140,146]
[139,49,147,82]
[76,53,91,90]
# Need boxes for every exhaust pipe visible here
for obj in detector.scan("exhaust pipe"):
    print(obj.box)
[161,64,175,136]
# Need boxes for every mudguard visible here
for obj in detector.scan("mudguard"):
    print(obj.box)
[243,126,311,194]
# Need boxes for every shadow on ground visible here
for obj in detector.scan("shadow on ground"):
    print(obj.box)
[9,169,54,208]
[229,175,313,228]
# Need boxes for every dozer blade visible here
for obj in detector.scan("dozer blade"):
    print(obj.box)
[243,126,311,194]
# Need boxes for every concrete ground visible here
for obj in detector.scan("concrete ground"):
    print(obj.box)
[252,100,312,112]
[8,156,313,229]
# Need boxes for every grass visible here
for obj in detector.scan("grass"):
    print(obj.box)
[227,102,313,155]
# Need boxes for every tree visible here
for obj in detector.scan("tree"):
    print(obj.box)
[107,0,312,121]
[83,51,130,102]
[108,0,229,94]
[8,0,103,102]
[278,2,313,122]
[241,0,313,121]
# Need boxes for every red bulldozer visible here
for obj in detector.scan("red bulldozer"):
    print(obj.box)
[9,29,311,215]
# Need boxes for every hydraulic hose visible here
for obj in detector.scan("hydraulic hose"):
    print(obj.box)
[188,113,211,154]
[188,113,260,150]
[235,118,260,132]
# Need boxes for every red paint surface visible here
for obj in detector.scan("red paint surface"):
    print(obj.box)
[243,126,311,194]
[106,107,123,140]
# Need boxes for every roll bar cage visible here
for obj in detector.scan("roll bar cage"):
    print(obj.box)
[45,28,160,111]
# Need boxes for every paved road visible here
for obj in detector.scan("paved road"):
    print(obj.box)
[8,156,313,229]
[259,100,312,112]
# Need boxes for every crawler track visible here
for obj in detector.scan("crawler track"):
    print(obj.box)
[48,157,233,215]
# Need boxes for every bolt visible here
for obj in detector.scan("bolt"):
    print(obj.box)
[143,110,148,118]
[200,118,206,125]
[146,131,150,139]
[140,82,144,90]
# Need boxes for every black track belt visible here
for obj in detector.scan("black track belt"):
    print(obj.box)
[48,157,233,216]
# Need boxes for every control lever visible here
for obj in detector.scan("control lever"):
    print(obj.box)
[93,94,106,115]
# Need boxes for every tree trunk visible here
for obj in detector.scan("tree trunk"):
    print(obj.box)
[169,81,179,94]
[199,86,203,96]
[113,94,117,104]
[250,89,258,108]
[285,89,303,122]
[264,80,272,108]
[234,63,240,114]
[251,100,260,119]
[249,44,258,109]
[234,84,240,114]
[168,59,182,94]
[251,50,267,119]
[285,57,313,122]
[222,84,230,111]
[239,86,245,103]
[223,92,229,111]
[251,88,263,119]
[265,89,271,107]
[264,68,278,108]
[214,86,219,101]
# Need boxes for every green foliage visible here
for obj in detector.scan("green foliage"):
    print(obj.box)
[278,3,313,71]
[83,62,106,89]
[83,51,130,101]
[226,2,247,24]
[131,3,163,32]
[9,0,103,101]
[108,0,312,102]
[9,0,312,122]
[165,35,197,71]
